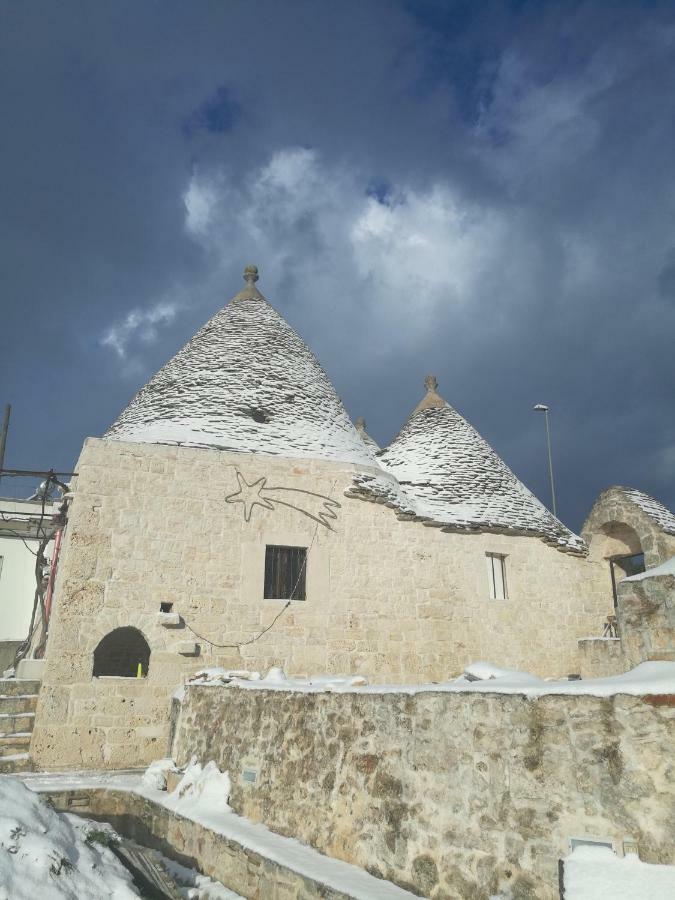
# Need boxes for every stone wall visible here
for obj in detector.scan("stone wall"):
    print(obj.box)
[582,487,675,571]
[577,638,624,678]
[173,684,675,900]
[41,788,396,900]
[618,570,675,667]
[31,438,610,770]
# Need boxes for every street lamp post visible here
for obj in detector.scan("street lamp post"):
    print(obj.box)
[533,403,557,518]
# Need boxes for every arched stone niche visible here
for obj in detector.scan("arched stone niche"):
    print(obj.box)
[92,626,151,678]
[582,487,672,570]
[591,521,643,561]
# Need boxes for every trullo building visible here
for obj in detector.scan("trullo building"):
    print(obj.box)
[32,266,616,769]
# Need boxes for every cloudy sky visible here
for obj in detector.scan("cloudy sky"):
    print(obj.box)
[1,0,674,530]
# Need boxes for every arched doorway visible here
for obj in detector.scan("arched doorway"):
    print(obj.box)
[92,627,151,678]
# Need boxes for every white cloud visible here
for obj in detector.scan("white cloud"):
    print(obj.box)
[100,299,180,364]
[183,178,219,235]
[179,147,517,356]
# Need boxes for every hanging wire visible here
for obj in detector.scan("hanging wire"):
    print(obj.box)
[182,478,337,652]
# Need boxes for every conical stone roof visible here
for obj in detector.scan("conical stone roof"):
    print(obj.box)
[105,266,377,467]
[375,376,585,552]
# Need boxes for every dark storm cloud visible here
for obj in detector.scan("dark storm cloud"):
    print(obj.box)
[183,85,242,136]
[0,0,673,530]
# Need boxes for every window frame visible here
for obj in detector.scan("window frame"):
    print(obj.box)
[264,544,308,601]
[486,552,508,600]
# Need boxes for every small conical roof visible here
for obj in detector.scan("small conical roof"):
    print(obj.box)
[105,266,377,467]
[378,376,584,552]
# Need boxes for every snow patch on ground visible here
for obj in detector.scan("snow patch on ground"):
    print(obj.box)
[140,757,176,791]
[564,845,675,899]
[163,759,233,819]
[0,775,139,899]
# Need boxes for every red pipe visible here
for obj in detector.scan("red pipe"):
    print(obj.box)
[44,527,63,623]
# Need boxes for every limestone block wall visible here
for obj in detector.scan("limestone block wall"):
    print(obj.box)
[173,684,675,900]
[577,637,625,678]
[618,572,675,667]
[31,438,610,770]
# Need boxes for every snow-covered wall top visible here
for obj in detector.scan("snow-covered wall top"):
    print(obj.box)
[619,487,675,536]
[370,376,585,553]
[105,267,378,468]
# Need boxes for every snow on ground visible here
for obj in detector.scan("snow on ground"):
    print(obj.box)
[211,660,675,698]
[625,554,675,581]
[564,845,675,899]
[0,775,139,899]
[162,759,233,819]
[140,757,176,791]
[21,766,419,900]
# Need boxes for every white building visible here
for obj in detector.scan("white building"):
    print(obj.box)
[0,498,56,669]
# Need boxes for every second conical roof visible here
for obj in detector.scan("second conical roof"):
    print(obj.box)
[379,377,584,551]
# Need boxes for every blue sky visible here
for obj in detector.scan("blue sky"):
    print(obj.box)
[1,0,674,530]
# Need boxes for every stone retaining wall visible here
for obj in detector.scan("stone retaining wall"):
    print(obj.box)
[40,788,369,899]
[173,684,675,900]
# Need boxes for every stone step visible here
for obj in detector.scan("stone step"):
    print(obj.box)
[0,753,32,774]
[0,712,35,735]
[0,679,41,697]
[0,694,38,715]
[0,733,31,755]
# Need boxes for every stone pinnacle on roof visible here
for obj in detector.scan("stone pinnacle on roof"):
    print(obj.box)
[355,417,381,452]
[376,375,585,553]
[243,264,259,284]
[104,265,379,467]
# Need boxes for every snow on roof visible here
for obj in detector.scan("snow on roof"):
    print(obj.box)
[618,487,675,535]
[362,376,585,553]
[355,417,381,452]
[105,266,378,468]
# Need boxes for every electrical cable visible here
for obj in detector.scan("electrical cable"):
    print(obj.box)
[182,478,337,652]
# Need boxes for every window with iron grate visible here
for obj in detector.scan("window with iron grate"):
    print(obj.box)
[264,545,307,600]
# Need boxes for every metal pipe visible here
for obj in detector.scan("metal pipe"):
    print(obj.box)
[543,408,557,518]
[533,403,558,518]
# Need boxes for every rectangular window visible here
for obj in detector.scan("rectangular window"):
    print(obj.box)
[264,545,307,601]
[486,553,508,600]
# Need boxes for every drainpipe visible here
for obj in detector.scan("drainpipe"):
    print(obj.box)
[44,527,63,624]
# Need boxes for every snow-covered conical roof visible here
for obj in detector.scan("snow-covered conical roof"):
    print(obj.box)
[374,376,585,552]
[104,266,377,467]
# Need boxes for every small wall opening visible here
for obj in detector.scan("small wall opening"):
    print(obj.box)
[93,627,151,678]
[597,521,642,558]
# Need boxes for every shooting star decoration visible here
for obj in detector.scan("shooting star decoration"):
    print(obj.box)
[225,470,340,530]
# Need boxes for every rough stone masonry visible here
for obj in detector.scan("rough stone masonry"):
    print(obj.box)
[172,684,675,900]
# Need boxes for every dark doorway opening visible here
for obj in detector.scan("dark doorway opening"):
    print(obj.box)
[93,627,151,678]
